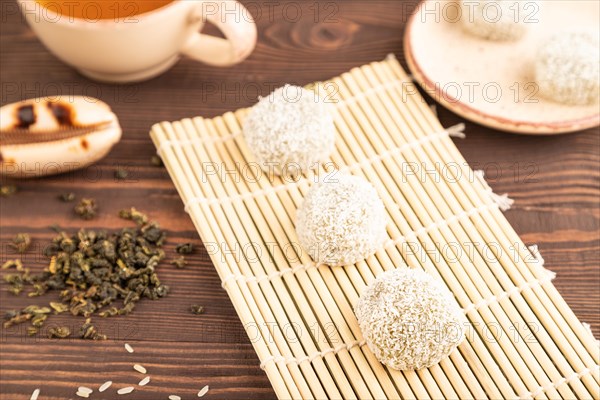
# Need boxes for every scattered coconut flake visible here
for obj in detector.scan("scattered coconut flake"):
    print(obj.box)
[168,396,182,400]
[138,376,150,386]
[30,389,40,400]
[78,386,93,395]
[133,364,147,374]
[75,392,90,398]
[197,385,209,397]
[117,386,135,395]
[99,381,112,392]
[124,343,134,353]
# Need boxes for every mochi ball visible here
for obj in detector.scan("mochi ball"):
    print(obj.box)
[296,174,387,267]
[243,85,335,175]
[535,30,600,105]
[460,0,534,41]
[355,268,465,370]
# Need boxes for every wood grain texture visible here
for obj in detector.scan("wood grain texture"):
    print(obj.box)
[1,0,598,399]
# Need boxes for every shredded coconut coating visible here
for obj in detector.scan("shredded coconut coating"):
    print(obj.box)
[243,85,335,175]
[535,29,600,105]
[460,0,532,41]
[296,174,387,267]
[355,268,465,370]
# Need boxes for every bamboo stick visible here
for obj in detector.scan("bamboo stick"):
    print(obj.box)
[345,65,591,398]
[324,106,492,398]
[385,55,599,363]
[246,82,490,397]
[324,78,547,399]
[174,118,336,400]
[199,115,383,400]
[221,110,433,400]
[188,117,352,397]
[335,66,586,399]
[381,56,600,396]
[206,113,397,399]
[149,57,600,400]
[150,123,296,399]
[328,108,514,397]
[379,56,598,394]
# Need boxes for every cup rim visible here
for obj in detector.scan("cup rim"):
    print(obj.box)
[17,0,192,27]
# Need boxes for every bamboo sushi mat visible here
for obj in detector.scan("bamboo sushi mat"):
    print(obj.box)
[150,55,600,400]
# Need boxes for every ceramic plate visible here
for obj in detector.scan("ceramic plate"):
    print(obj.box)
[404,0,599,134]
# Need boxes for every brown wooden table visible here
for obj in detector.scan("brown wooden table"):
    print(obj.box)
[1,1,598,398]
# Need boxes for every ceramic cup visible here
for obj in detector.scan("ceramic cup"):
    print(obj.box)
[17,0,257,82]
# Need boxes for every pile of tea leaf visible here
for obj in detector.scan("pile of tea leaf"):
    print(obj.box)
[3,208,170,339]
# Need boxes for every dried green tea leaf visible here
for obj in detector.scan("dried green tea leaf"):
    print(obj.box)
[171,255,186,269]
[0,208,172,340]
[9,233,31,254]
[190,305,205,315]
[119,207,148,226]
[48,326,71,339]
[0,185,17,197]
[150,155,163,167]
[7,285,23,295]
[2,259,23,270]
[175,243,194,254]
[28,283,47,297]
[3,312,32,328]
[49,302,69,314]
[74,198,98,220]
[80,318,106,340]
[49,224,62,233]
[59,192,76,202]
[31,313,48,328]
[114,168,128,180]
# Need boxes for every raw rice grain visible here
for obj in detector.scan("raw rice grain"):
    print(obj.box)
[30,389,40,400]
[198,385,209,397]
[78,386,93,395]
[139,376,151,386]
[117,386,135,395]
[99,381,112,392]
[133,364,147,374]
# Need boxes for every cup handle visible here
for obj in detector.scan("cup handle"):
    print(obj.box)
[181,0,257,67]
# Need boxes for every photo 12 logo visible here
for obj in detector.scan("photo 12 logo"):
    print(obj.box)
[419,1,540,24]
[402,80,540,105]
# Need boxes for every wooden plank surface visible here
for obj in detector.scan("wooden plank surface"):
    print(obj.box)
[1,0,598,398]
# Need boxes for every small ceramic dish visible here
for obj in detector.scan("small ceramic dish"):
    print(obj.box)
[404,0,599,134]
